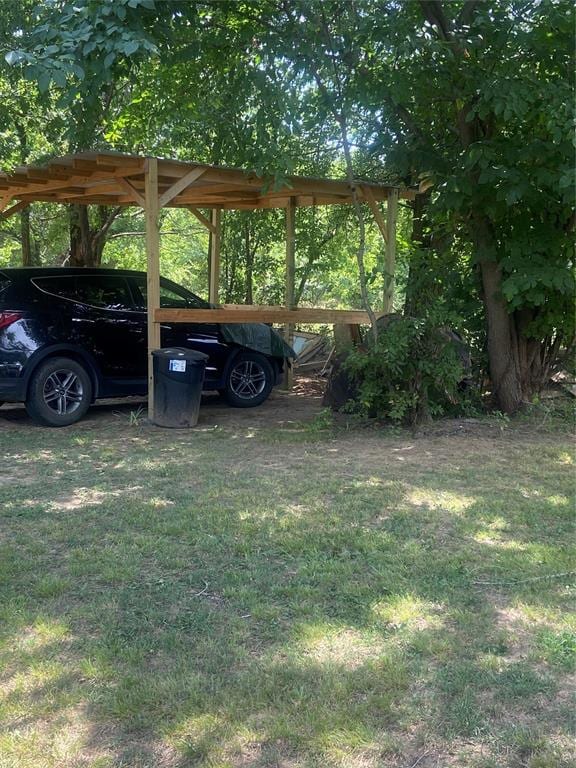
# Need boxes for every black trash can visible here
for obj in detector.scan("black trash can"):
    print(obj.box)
[151,348,209,428]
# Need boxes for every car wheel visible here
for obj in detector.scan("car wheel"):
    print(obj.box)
[25,357,92,427]
[224,352,274,408]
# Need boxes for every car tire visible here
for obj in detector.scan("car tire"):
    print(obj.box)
[25,357,93,427]
[224,351,274,408]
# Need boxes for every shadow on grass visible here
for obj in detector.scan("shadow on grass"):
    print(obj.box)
[0,422,573,767]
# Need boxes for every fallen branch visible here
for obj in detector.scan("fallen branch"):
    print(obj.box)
[473,571,575,587]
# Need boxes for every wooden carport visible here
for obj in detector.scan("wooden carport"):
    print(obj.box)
[0,151,415,418]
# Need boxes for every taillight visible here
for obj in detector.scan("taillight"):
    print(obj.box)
[0,311,23,331]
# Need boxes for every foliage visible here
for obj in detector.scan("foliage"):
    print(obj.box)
[0,0,574,409]
[345,314,466,424]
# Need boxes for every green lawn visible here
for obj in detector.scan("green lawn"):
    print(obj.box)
[0,402,574,768]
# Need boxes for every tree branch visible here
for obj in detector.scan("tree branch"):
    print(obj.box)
[419,0,452,40]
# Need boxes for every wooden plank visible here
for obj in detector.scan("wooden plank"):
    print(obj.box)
[283,197,296,389]
[383,188,398,314]
[145,157,161,421]
[187,207,216,234]
[158,167,207,207]
[0,192,14,212]
[0,200,30,220]
[154,307,375,324]
[115,177,146,207]
[363,186,387,243]
[208,208,221,303]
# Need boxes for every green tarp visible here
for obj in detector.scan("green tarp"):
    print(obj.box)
[220,323,296,359]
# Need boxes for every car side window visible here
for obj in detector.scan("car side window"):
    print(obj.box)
[132,276,208,309]
[34,276,79,302]
[34,275,133,311]
[74,276,133,310]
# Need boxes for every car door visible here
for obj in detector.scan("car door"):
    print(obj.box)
[129,275,230,386]
[34,274,145,384]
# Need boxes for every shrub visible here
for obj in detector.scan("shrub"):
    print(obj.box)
[344,315,468,424]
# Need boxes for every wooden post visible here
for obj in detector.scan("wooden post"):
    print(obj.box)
[333,323,361,352]
[208,208,221,304]
[145,157,161,421]
[383,188,398,314]
[283,197,296,388]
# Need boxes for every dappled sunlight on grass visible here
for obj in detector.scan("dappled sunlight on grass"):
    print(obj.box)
[0,416,573,767]
[406,488,475,514]
[372,594,445,633]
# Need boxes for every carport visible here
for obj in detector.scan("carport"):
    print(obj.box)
[0,152,415,418]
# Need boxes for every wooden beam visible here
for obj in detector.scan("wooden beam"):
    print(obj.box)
[284,197,296,388]
[363,186,387,243]
[0,193,15,213]
[383,188,398,314]
[208,208,221,303]
[158,167,207,208]
[0,200,29,221]
[155,307,375,324]
[115,177,146,207]
[144,157,161,421]
[187,207,216,234]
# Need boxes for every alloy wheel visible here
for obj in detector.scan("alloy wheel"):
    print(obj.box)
[42,369,84,416]
[229,360,267,400]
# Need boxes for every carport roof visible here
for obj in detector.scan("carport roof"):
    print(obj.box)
[0,150,414,213]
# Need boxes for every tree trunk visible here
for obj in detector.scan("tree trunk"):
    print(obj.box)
[69,204,95,267]
[244,219,254,304]
[479,259,524,412]
[404,191,431,316]
[21,206,34,266]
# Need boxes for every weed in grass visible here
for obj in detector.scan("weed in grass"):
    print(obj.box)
[536,628,576,671]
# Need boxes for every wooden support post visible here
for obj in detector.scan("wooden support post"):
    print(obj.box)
[208,208,221,304]
[383,188,398,314]
[283,197,296,389]
[333,323,361,352]
[145,157,161,421]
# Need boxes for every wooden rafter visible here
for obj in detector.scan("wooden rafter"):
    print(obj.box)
[159,167,207,208]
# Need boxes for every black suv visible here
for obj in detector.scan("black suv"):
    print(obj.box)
[0,268,292,427]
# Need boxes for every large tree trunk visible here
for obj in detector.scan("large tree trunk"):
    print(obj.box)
[68,204,119,267]
[69,204,95,267]
[479,258,524,412]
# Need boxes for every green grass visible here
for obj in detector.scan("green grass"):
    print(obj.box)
[0,406,574,767]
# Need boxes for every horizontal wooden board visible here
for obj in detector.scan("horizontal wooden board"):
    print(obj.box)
[155,306,375,325]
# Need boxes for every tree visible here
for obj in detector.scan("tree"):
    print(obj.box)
[356,0,575,410]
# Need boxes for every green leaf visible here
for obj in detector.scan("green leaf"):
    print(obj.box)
[104,51,116,69]
[124,40,139,56]
[5,50,23,66]
[38,71,51,93]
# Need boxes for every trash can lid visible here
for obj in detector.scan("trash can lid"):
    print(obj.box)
[151,347,209,361]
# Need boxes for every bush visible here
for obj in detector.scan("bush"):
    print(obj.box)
[343,315,468,424]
